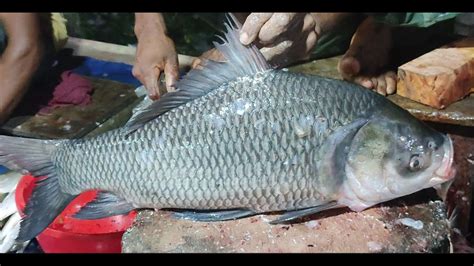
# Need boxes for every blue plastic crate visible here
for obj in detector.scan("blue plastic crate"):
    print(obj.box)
[0,165,8,175]
[72,57,141,86]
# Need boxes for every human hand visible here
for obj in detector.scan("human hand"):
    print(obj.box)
[133,14,178,100]
[239,13,319,67]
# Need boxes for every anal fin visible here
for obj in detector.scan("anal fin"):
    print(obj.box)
[73,191,135,220]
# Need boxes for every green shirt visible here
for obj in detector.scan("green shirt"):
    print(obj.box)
[368,12,460,27]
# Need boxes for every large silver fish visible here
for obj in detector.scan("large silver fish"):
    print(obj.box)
[0,16,455,242]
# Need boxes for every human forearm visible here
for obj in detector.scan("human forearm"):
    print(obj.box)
[133,13,178,98]
[0,46,42,121]
[0,13,43,123]
[134,13,168,37]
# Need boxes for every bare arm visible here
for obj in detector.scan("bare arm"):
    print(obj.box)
[133,13,178,100]
[0,13,43,124]
[134,13,168,37]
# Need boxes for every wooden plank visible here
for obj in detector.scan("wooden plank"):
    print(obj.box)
[388,94,474,127]
[64,37,197,69]
[397,38,474,109]
[1,77,137,139]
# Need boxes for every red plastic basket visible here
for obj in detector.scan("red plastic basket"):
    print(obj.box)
[15,175,137,253]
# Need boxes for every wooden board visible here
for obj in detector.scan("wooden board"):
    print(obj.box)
[1,77,138,139]
[397,38,474,109]
[388,94,474,127]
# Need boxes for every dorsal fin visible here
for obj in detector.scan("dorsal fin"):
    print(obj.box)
[123,13,271,135]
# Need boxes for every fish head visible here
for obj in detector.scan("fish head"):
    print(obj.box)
[338,108,455,211]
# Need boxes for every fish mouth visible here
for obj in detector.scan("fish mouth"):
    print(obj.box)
[432,135,456,187]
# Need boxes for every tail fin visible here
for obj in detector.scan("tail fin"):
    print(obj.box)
[0,135,75,242]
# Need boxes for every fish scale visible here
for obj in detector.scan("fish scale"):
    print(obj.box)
[54,70,383,211]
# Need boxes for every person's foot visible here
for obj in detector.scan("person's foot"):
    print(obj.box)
[338,17,397,96]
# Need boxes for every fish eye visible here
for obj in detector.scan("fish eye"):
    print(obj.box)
[408,155,424,171]
[427,140,437,150]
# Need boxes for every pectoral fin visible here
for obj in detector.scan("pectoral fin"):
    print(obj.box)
[269,202,340,224]
[172,208,255,222]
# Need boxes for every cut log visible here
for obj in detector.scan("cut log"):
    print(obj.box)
[397,38,474,109]
[122,197,451,253]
